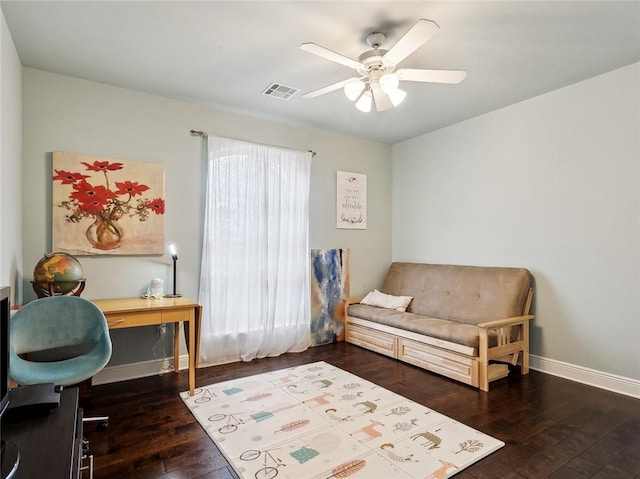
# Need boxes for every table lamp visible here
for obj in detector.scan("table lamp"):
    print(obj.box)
[165,243,182,298]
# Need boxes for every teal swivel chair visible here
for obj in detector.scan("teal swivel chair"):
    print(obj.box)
[9,295,112,423]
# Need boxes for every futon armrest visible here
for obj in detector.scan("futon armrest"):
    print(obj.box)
[477,314,534,329]
[345,296,365,305]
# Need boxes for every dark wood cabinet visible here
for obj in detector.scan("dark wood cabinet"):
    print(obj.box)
[3,388,82,479]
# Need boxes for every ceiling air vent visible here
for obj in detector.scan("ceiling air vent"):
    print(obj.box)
[262,82,299,100]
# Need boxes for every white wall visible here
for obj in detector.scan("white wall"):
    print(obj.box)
[0,11,22,300]
[17,47,639,389]
[392,63,640,381]
[22,68,392,366]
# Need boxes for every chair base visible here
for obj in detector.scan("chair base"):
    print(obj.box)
[83,415,109,431]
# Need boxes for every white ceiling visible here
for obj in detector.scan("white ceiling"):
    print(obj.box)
[2,1,639,144]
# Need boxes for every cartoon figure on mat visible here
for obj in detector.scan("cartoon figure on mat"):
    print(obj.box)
[392,419,419,433]
[351,419,384,442]
[411,430,442,450]
[352,400,378,414]
[276,373,298,384]
[304,393,333,407]
[312,379,333,388]
[380,443,417,463]
[425,459,458,479]
[289,432,341,464]
[342,383,361,389]
[324,408,351,422]
[339,392,363,401]
[285,384,308,394]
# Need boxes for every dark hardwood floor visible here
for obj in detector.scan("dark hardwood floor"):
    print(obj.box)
[82,342,640,478]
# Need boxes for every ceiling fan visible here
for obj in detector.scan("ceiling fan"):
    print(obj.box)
[300,19,466,112]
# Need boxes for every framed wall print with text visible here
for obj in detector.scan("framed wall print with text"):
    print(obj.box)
[336,171,367,229]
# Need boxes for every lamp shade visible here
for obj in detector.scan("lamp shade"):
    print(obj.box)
[388,87,407,107]
[355,89,373,112]
[379,73,400,94]
[344,80,366,101]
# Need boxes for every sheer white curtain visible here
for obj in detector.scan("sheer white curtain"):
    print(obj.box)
[198,135,312,366]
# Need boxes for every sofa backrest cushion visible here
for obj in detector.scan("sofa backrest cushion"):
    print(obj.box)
[382,263,531,325]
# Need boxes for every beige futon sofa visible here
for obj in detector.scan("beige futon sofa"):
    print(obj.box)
[345,263,534,391]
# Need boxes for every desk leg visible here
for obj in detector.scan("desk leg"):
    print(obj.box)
[183,306,202,369]
[195,305,202,369]
[173,323,180,375]
[188,314,195,396]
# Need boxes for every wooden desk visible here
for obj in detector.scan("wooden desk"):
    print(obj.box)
[91,297,201,396]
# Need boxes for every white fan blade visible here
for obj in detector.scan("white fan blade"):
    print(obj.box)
[383,19,440,66]
[300,42,364,70]
[396,68,467,84]
[302,77,362,99]
[370,82,393,111]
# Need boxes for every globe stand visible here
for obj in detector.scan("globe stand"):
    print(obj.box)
[31,279,87,299]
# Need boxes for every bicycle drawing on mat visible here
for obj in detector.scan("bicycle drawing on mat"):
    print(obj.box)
[208,412,246,434]
[240,447,286,479]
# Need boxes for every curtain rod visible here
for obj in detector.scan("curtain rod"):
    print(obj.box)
[190,130,316,158]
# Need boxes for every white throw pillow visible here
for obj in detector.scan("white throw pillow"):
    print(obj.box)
[360,289,413,312]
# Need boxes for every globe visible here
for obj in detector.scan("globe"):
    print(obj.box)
[33,252,84,295]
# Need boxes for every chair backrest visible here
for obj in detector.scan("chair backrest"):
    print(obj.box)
[11,296,110,355]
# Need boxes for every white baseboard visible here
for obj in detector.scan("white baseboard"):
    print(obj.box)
[529,354,640,399]
[92,354,190,386]
[93,352,640,399]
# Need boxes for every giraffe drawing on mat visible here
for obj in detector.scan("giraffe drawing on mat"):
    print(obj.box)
[277,373,297,384]
[304,393,334,407]
[425,459,458,479]
[352,400,378,414]
[351,419,384,442]
[411,431,442,450]
[312,379,333,388]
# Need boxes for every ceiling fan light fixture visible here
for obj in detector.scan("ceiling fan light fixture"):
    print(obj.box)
[387,87,407,107]
[355,88,373,112]
[300,18,465,112]
[344,80,366,101]
[379,73,399,94]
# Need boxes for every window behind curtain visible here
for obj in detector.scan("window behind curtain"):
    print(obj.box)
[198,136,312,366]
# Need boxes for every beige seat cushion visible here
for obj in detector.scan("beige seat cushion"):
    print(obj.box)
[347,303,497,349]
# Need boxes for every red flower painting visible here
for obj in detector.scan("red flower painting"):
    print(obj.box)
[52,153,165,252]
